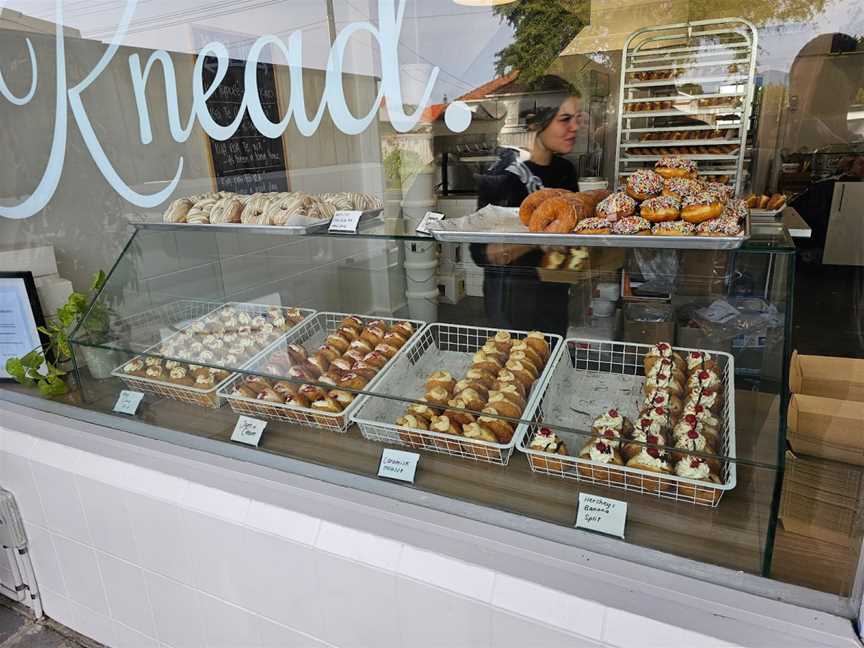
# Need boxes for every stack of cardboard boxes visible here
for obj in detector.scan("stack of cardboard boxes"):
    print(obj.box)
[775,352,864,595]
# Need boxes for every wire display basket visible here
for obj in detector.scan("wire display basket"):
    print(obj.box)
[517,339,737,507]
[111,302,316,409]
[218,313,427,433]
[352,324,563,466]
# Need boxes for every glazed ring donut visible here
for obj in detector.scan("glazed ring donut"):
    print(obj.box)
[681,194,724,224]
[626,169,663,202]
[241,195,273,224]
[529,197,578,233]
[209,196,243,224]
[595,192,636,221]
[640,195,681,223]
[519,188,566,225]
[163,198,193,223]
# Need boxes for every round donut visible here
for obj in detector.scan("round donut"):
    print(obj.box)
[696,217,741,237]
[209,196,243,224]
[662,178,701,202]
[722,198,749,222]
[595,192,636,221]
[652,221,695,236]
[573,217,612,235]
[655,156,698,179]
[241,195,274,225]
[612,216,652,235]
[163,198,193,223]
[703,182,734,202]
[626,169,663,202]
[519,188,566,226]
[529,197,578,233]
[640,195,681,223]
[681,193,724,224]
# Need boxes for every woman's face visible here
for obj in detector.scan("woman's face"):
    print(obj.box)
[538,97,583,155]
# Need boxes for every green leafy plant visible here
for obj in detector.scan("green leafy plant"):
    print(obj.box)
[4,270,110,398]
[383,148,427,190]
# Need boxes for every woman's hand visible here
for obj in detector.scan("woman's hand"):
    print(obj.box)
[486,243,538,266]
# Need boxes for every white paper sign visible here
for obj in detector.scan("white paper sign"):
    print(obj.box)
[416,211,445,236]
[377,449,420,483]
[113,390,144,416]
[576,493,627,539]
[329,210,363,233]
[231,416,268,447]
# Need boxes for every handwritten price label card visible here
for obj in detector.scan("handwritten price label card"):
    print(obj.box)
[415,211,445,236]
[231,416,268,447]
[113,391,144,416]
[377,449,420,483]
[576,493,627,539]
[329,210,363,233]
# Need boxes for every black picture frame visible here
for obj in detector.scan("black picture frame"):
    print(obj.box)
[0,271,50,381]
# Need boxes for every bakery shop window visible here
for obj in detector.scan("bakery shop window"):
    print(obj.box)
[0,0,862,610]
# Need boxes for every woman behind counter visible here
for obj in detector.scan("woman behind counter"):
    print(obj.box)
[470,79,584,337]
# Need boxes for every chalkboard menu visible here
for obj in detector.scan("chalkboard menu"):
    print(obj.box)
[201,56,289,195]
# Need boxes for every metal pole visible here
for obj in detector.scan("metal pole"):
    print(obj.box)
[326,0,337,44]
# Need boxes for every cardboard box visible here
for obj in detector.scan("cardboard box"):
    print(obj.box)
[790,351,864,402]
[622,303,675,345]
[779,450,863,546]
[675,324,732,354]
[787,393,864,466]
[676,250,730,297]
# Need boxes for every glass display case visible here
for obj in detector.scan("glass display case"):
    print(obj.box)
[66,218,797,582]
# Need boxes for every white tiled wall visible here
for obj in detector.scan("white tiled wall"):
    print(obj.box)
[0,420,855,648]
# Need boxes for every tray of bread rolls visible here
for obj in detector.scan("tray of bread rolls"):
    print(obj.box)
[111,303,315,409]
[217,313,426,434]
[517,340,736,507]
[157,190,383,234]
[352,325,563,466]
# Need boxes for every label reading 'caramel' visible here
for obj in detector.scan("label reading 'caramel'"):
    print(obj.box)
[378,449,420,483]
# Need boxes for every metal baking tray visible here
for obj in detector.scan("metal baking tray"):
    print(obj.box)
[430,206,750,251]
[218,313,427,434]
[517,339,737,507]
[142,208,383,236]
[111,303,316,409]
[352,324,563,466]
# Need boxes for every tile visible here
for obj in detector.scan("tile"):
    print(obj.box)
[40,588,77,632]
[113,621,160,648]
[198,593,261,648]
[257,618,330,648]
[98,553,156,637]
[315,521,402,572]
[182,483,249,524]
[0,428,38,458]
[0,600,26,643]
[182,510,245,601]
[30,462,91,544]
[2,454,47,526]
[30,439,83,471]
[317,553,399,648]
[77,477,140,563]
[146,571,206,648]
[244,501,320,546]
[23,523,66,595]
[491,610,606,648]
[118,464,187,503]
[51,535,109,616]
[233,528,323,637]
[396,577,492,648]
[492,574,606,640]
[602,609,737,648]
[125,492,195,585]
[398,545,494,602]
[67,600,117,647]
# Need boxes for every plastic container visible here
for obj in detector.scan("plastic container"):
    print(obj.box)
[405,259,439,293]
[591,298,617,318]
[404,239,437,264]
[406,288,439,322]
[594,281,621,302]
[437,270,466,305]
[578,177,609,192]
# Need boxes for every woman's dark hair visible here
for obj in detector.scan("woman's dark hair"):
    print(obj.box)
[519,75,582,133]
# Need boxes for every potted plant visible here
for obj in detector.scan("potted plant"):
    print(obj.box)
[4,270,118,394]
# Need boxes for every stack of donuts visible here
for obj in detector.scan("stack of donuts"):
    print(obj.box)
[519,189,611,234]
[395,331,551,457]
[582,156,747,237]
[163,191,382,227]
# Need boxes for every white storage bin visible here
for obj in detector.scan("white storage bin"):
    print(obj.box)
[406,288,438,322]
[437,270,466,305]
[405,259,438,294]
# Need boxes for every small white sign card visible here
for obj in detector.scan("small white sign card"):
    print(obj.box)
[415,211,445,236]
[576,493,627,539]
[113,390,144,416]
[231,416,268,447]
[377,449,420,483]
[329,210,363,234]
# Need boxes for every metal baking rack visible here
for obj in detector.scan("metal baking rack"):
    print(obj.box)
[614,18,758,195]
[517,339,737,507]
